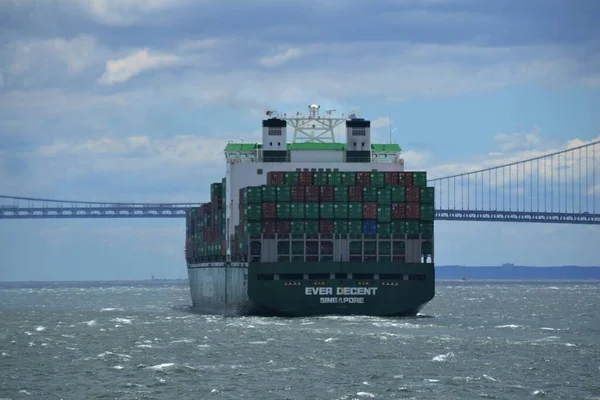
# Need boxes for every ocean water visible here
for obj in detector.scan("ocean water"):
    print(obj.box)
[0,280,598,400]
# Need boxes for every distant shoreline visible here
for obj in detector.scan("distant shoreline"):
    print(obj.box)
[1,266,600,284]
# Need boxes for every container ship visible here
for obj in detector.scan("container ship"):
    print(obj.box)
[184,105,435,317]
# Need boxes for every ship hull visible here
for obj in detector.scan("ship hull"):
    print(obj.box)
[187,261,434,317]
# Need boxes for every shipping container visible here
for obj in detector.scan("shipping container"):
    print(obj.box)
[398,172,413,186]
[420,204,434,221]
[377,187,392,204]
[370,171,385,187]
[305,203,320,219]
[420,187,434,204]
[334,186,349,202]
[305,220,319,234]
[348,220,363,234]
[341,172,356,186]
[319,202,335,219]
[328,171,342,185]
[276,185,291,202]
[377,223,392,235]
[291,202,305,219]
[356,172,371,186]
[319,186,335,202]
[377,206,392,222]
[391,186,406,202]
[384,172,399,186]
[267,171,285,185]
[262,185,277,201]
[363,202,378,219]
[276,220,291,234]
[277,203,292,219]
[291,185,305,202]
[319,220,334,234]
[313,172,328,185]
[334,220,349,234]
[291,220,305,234]
[305,186,320,202]
[348,202,363,219]
[299,171,313,185]
[412,171,427,187]
[348,186,363,202]
[362,220,377,235]
[406,203,420,219]
[284,171,299,185]
[334,203,349,219]
[363,186,378,202]
[262,202,277,219]
[406,185,421,202]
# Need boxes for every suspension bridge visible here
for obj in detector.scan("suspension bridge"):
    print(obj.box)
[1,140,598,224]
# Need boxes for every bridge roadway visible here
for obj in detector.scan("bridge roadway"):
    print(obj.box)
[1,200,599,224]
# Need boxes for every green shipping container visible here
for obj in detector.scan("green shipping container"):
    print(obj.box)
[377,223,392,235]
[406,221,420,235]
[420,221,434,237]
[328,171,342,185]
[363,186,378,202]
[320,202,335,219]
[391,221,406,235]
[377,206,392,222]
[334,220,349,234]
[313,172,328,185]
[334,203,349,219]
[243,187,262,204]
[244,204,262,221]
[348,202,363,219]
[285,172,299,185]
[262,185,277,201]
[393,241,405,255]
[377,187,392,204]
[305,220,319,234]
[341,172,356,186]
[370,172,385,187]
[391,186,406,202]
[245,221,261,236]
[277,203,292,219]
[334,186,349,202]
[412,171,427,187]
[291,203,305,219]
[276,185,291,202]
[420,187,434,204]
[305,203,319,219]
[348,220,363,234]
[420,204,435,221]
[422,241,433,254]
[291,220,305,234]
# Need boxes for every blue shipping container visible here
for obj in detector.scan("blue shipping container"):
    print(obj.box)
[362,220,377,235]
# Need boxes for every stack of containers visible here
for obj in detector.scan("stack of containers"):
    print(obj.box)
[232,169,435,262]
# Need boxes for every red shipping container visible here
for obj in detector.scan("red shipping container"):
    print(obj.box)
[267,171,285,185]
[291,185,306,201]
[262,202,277,219]
[319,186,335,202]
[384,172,399,186]
[299,171,313,185]
[348,186,363,201]
[391,203,406,219]
[276,220,291,234]
[262,220,277,235]
[405,203,420,219]
[406,185,421,202]
[305,185,320,202]
[356,172,371,186]
[363,202,378,219]
[319,220,334,234]
[398,172,413,186]
[238,223,245,238]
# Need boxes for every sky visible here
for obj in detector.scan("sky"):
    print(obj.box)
[0,0,599,281]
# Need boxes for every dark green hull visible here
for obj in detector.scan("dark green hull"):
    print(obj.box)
[247,261,434,317]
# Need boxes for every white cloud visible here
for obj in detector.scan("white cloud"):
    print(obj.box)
[493,126,542,152]
[79,0,195,25]
[98,48,180,85]
[258,48,304,68]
